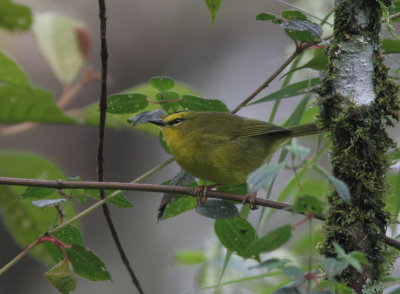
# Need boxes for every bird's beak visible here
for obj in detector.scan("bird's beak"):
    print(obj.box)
[148,119,166,127]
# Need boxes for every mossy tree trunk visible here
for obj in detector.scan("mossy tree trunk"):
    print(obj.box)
[318,0,399,292]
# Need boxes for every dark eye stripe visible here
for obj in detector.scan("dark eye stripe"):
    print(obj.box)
[167,118,185,125]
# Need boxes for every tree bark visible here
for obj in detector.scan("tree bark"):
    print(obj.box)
[318,0,399,292]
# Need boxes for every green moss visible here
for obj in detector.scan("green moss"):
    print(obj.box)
[317,0,400,290]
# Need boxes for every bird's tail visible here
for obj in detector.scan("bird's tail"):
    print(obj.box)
[289,123,320,137]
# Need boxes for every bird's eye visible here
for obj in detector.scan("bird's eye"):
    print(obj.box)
[168,118,185,125]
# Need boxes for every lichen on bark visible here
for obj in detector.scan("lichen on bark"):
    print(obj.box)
[317,0,400,292]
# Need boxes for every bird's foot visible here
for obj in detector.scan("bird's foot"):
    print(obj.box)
[194,184,219,205]
[243,192,258,210]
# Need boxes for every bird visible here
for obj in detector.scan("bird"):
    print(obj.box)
[149,111,319,213]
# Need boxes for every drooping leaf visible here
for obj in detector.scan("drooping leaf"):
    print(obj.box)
[249,225,293,255]
[33,13,86,84]
[180,95,228,112]
[248,78,320,106]
[0,152,76,264]
[214,216,258,259]
[195,199,238,219]
[204,0,222,26]
[174,249,206,266]
[43,225,83,263]
[315,165,351,203]
[45,260,77,294]
[149,76,175,92]
[282,20,323,43]
[107,93,148,114]
[159,170,196,220]
[247,162,285,194]
[67,244,111,281]
[0,0,32,31]
[162,196,197,220]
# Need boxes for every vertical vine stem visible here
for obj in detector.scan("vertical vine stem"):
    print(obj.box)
[97,1,144,293]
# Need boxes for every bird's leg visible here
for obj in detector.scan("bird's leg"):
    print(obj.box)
[243,192,258,210]
[194,183,219,205]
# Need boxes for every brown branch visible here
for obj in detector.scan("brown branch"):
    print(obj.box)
[96,1,144,293]
[0,176,399,250]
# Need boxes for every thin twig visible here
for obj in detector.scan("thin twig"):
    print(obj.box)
[96,1,144,293]
[231,45,310,114]
[0,176,399,251]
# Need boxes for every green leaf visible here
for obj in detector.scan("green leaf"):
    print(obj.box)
[158,170,196,220]
[33,13,86,84]
[281,10,308,21]
[322,257,348,278]
[217,182,248,195]
[256,12,279,22]
[282,20,323,43]
[248,78,320,106]
[44,225,83,263]
[381,39,400,54]
[195,199,238,219]
[128,109,164,125]
[0,85,75,123]
[0,152,76,265]
[284,138,310,162]
[283,93,312,127]
[273,287,301,294]
[162,196,197,220]
[292,194,323,215]
[282,265,304,282]
[0,50,30,86]
[174,249,206,266]
[85,190,133,208]
[20,186,57,199]
[67,244,111,281]
[45,260,77,294]
[180,95,228,112]
[32,199,67,208]
[149,76,175,92]
[284,49,328,76]
[249,257,292,271]
[0,52,74,124]
[389,148,400,162]
[107,93,148,114]
[247,162,285,194]
[0,0,32,31]
[249,225,293,255]
[78,81,199,134]
[214,216,258,259]
[315,164,351,203]
[204,0,222,26]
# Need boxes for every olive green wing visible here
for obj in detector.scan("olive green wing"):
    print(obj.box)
[239,119,291,137]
